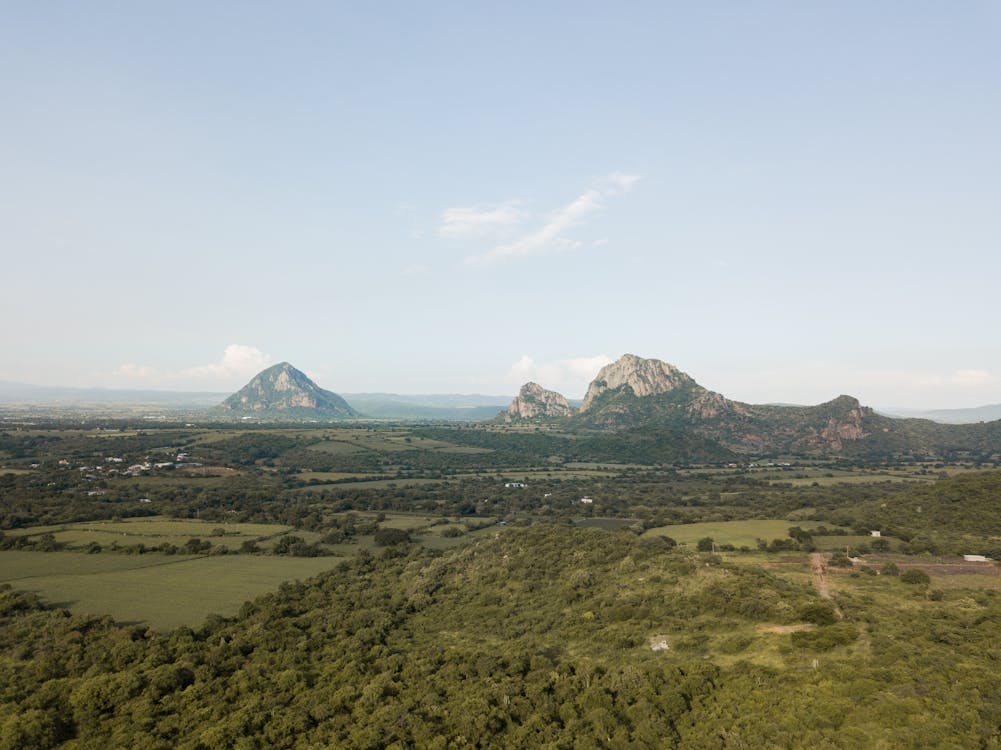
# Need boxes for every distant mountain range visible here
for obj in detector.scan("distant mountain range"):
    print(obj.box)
[879,404,1001,425]
[0,377,516,420]
[0,381,227,406]
[341,393,513,421]
[499,353,1001,459]
[2,359,999,440]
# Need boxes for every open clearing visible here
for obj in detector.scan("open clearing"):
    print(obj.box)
[295,471,374,481]
[0,551,347,630]
[643,519,794,548]
[7,516,294,550]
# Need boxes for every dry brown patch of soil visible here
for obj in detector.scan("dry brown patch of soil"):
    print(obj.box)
[757,623,816,634]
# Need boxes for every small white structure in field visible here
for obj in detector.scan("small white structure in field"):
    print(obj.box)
[870,530,882,537]
[504,482,527,488]
[963,555,990,562]
[650,639,669,652]
[578,497,594,505]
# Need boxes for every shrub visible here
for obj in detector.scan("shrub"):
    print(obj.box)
[791,622,858,651]
[799,602,838,626]
[829,552,853,568]
[374,527,411,546]
[901,568,931,585]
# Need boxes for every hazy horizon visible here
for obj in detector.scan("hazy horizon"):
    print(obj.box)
[3,359,1001,416]
[3,3,999,409]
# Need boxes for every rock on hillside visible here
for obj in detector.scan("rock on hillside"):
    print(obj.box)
[499,382,576,422]
[581,354,700,411]
[574,354,879,454]
[220,362,358,419]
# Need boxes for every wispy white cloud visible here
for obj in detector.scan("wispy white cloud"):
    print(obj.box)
[506,354,612,396]
[949,369,995,386]
[470,191,601,265]
[110,345,274,390]
[464,172,640,266]
[438,202,525,240]
[115,363,155,379]
[601,171,642,195]
[181,344,272,380]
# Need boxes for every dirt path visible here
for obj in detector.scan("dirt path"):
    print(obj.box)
[810,552,845,619]
[810,552,831,599]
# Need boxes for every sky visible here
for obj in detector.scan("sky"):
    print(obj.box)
[2,2,1000,408]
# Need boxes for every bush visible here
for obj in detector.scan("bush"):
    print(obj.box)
[791,622,859,651]
[829,552,853,568]
[901,568,931,585]
[374,527,411,546]
[639,535,676,549]
[799,602,838,626]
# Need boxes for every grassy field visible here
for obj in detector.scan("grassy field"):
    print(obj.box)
[295,471,374,481]
[8,516,294,550]
[305,440,371,455]
[810,534,889,551]
[643,519,794,548]
[769,473,929,486]
[304,432,493,455]
[120,475,234,487]
[0,551,348,629]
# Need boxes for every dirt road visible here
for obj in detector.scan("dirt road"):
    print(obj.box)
[810,552,831,599]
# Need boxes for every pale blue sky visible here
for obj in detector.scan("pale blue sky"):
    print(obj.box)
[2,2,999,407]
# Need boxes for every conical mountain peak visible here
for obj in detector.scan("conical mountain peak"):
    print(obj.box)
[221,363,358,419]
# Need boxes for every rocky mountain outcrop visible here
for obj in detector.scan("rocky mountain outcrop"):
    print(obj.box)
[220,362,358,419]
[818,395,869,450]
[499,382,576,422]
[581,354,698,411]
[572,354,874,454]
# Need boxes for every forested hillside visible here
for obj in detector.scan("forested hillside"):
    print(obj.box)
[3,526,1001,748]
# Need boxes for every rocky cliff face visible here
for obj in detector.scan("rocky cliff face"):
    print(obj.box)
[221,362,358,419]
[819,396,869,450]
[581,354,699,411]
[499,382,576,422]
[573,354,872,454]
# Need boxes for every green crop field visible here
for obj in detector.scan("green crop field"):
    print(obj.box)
[8,517,294,551]
[643,519,795,548]
[0,550,348,630]
[305,440,371,454]
[295,471,374,481]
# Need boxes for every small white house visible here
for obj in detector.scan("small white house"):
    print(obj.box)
[963,555,990,562]
[578,497,594,505]
[870,530,882,537]
[504,482,527,488]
